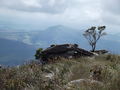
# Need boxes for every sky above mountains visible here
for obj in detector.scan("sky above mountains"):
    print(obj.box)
[0,0,120,33]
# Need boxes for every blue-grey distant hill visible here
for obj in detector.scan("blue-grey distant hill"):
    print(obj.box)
[0,38,35,66]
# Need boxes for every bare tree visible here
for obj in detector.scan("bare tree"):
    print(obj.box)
[83,26,106,52]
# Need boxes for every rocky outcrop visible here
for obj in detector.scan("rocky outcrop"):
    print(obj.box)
[39,44,94,61]
[92,50,109,55]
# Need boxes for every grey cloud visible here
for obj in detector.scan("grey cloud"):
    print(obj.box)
[0,0,120,33]
[101,0,120,25]
[0,0,67,13]
[103,0,120,14]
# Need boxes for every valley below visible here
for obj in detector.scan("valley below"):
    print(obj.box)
[0,25,120,66]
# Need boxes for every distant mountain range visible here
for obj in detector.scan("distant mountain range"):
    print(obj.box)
[0,25,120,65]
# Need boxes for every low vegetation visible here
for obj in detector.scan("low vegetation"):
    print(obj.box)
[0,54,120,90]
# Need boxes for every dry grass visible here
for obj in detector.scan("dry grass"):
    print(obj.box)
[0,54,120,90]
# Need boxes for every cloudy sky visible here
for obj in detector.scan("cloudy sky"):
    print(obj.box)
[0,0,120,33]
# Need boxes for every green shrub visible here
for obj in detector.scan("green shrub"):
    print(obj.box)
[35,48,43,59]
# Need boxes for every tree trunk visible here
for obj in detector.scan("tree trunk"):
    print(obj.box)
[91,43,96,52]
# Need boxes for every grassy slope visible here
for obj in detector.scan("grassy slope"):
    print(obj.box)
[0,54,120,90]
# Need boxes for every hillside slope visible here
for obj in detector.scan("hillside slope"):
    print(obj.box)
[0,38,35,66]
[0,54,120,90]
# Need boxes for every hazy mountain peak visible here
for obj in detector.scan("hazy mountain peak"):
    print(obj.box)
[46,25,69,31]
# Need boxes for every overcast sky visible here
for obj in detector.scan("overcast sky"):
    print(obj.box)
[0,0,120,33]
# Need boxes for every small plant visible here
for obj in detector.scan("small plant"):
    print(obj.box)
[35,48,43,59]
[50,44,56,47]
